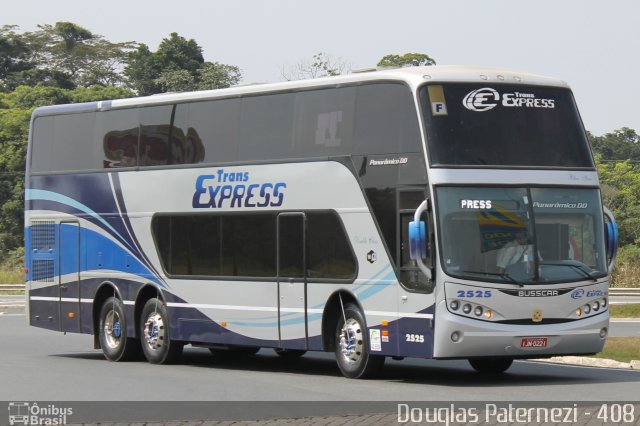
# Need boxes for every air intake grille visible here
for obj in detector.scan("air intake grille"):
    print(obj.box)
[31,220,55,251]
[31,259,55,282]
[30,220,56,283]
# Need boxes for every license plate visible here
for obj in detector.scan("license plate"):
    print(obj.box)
[520,337,548,348]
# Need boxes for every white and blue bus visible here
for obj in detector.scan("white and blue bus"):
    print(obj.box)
[25,66,618,378]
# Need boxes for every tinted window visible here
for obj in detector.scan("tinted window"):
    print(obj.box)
[31,116,54,173]
[306,212,356,279]
[174,99,238,164]
[239,93,295,160]
[421,84,594,168]
[139,106,174,166]
[278,214,305,278]
[153,212,356,280]
[99,109,140,168]
[31,82,424,173]
[223,215,276,276]
[294,87,356,157]
[31,113,96,172]
[153,214,276,278]
[353,84,422,154]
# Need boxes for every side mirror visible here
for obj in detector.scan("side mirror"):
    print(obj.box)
[408,199,432,280]
[603,206,618,274]
[409,220,427,260]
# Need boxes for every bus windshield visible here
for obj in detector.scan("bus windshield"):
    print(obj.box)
[420,84,594,168]
[436,187,607,284]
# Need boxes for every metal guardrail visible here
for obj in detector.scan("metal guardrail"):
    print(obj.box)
[610,288,640,296]
[0,284,24,291]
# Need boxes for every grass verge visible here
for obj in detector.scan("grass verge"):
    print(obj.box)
[591,337,640,364]
[0,268,23,284]
[610,304,640,318]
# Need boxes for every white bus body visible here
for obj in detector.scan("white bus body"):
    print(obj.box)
[25,66,618,377]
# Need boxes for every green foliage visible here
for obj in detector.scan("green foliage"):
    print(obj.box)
[0,23,242,267]
[609,303,640,318]
[125,33,241,95]
[69,86,134,103]
[1,22,135,91]
[5,84,71,108]
[610,245,640,287]
[0,25,32,84]
[0,85,133,263]
[597,156,640,246]
[377,53,436,68]
[593,337,640,363]
[589,128,640,161]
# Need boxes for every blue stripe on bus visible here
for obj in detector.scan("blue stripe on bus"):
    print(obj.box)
[26,189,127,245]
[26,222,165,288]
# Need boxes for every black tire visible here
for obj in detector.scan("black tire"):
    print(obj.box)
[334,303,385,379]
[468,357,514,374]
[274,348,307,358]
[140,298,183,364]
[98,296,141,361]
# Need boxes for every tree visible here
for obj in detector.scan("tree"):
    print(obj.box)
[597,156,640,246]
[0,84,134,267]
[589,127,640,162]
[196,62,241,90]
[1,23,135,91]
[377,53,436,68]
[29,22,135,88]
[125,32,241,95]
[281,52,350,81]
[0,25,34,91]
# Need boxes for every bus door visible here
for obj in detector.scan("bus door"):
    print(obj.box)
[59,222,81,333]
[398,190,435,358]
[277,213,308,350]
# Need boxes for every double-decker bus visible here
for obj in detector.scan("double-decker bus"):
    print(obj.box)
[25,66,618,378]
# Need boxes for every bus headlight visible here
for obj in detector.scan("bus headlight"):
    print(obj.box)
[462,304,472,314]
[601,298,608,309]
[583,304,591,315]
[592,300,600,312]
[449,300,460,311]
[474,306,483,317]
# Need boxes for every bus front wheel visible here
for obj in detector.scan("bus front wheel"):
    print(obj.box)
[140,298,183,364]
[468,357,513,374]
[334,303,384,379]
[98,296,140,361]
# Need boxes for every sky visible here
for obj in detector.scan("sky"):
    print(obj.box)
[4,0,639,136]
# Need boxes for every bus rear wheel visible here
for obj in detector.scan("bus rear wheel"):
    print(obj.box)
[98,296,140,361]
[468,357,513,374]
[334,303,384,379]
[140,298,183,364]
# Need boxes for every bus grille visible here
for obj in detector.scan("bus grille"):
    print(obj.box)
[30,220,56,283]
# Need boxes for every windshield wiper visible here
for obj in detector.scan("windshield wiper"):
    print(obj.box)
[542,261,599,282]
[463,271,524,287]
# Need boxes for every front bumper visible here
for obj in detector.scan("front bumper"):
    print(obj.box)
[432,299,608,358]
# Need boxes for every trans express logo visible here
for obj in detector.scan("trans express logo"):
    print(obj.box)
[463,87,555,112]
[192,169,286,209]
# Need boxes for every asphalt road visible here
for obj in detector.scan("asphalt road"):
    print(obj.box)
[1,314,639,402]
[1,313,639,424]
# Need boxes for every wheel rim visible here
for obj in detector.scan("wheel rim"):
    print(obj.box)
[103,310,123,349]
[143,312,165,351]
[338,318,364,365]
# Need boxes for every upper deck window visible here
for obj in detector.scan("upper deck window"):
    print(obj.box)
[420,84,594,168]
[30,82,423,174]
